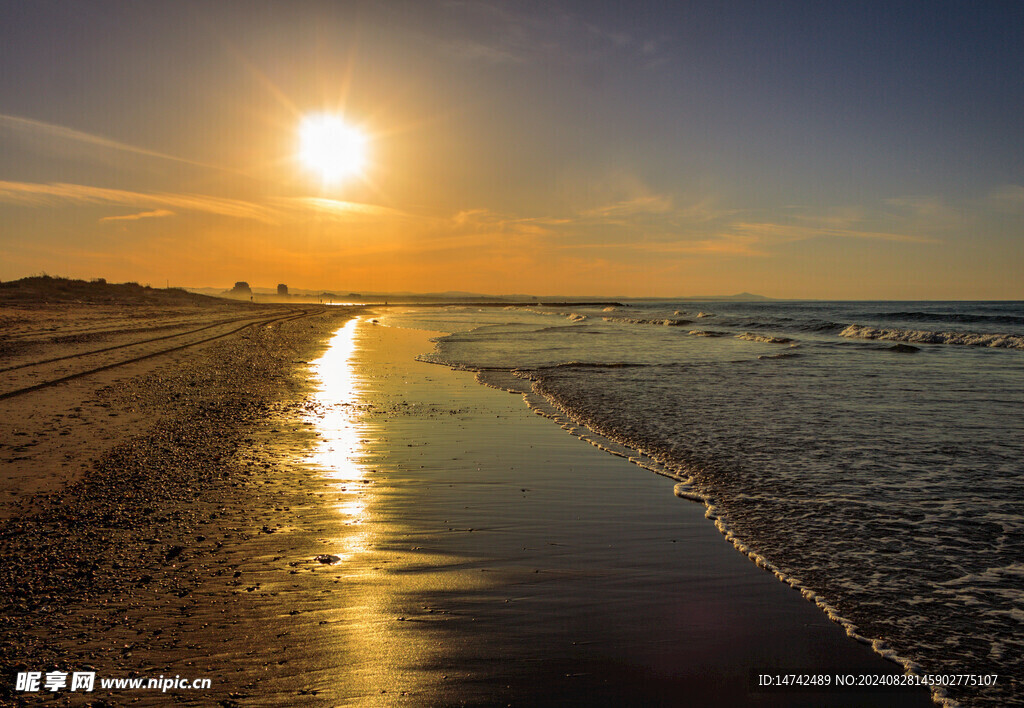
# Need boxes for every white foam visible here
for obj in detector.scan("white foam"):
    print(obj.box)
[735,332,796,344]
[840,324,1024,350]
[673,482,705,502]
[508,380,965,708]
[603,316,692,326]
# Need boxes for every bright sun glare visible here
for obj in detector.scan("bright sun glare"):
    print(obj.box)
[298,114,367,183]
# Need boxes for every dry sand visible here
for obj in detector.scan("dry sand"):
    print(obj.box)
[0,300,299,518]
[0,306,936,706]
[0,300,356,704]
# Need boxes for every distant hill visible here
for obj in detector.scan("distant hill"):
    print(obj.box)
[0,276,247,306]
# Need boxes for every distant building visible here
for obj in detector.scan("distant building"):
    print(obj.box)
[230,281,252,297]
[277,283,288,296]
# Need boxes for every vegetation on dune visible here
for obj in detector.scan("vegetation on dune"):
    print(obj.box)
[0,275,232,305]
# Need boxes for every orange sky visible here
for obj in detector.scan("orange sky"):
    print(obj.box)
[1,2,1022,299]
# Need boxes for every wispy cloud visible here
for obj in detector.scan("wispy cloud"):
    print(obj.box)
[549,194,939,259]
[434,1,665,67]
[277,197,414,221]
[448,207,562,238]
[550,234,770,258]
[0,181,434,226]
[725,220,939,245]
[99,209,175,223]
[0,176,945,270]
[580,194,673,219]
[987,184,1024,211]
[0,181,277,222]
[0,114,232,172]
[882,196,965,229]
[441,39,528,65]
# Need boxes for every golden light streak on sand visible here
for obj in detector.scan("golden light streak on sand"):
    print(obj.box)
[306,317,371,560]
[295,318,506,701]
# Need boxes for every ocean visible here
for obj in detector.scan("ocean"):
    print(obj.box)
[380,300,1023,707]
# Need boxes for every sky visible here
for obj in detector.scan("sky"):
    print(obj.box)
[1,0,1022,299]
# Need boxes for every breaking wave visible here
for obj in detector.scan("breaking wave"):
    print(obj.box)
[840,325,1024,350]
[735,332,796,344]
[757,350,802,360]
[538,361,654,370]
[603,316,693,326]
[861,310,1024,326]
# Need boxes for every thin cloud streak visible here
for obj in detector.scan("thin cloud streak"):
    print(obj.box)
[0,181,433,227]
[434,0,665,68]
[0,181,278,222]
[987,184,1024,211]
[728,221,939,245]
[580,194,674,218]
[0,178,941,267]
[547,208,937,259]
[277,197,415,221]
[99,209,175,223]
[549,237,769,258]
[0,114,236,173]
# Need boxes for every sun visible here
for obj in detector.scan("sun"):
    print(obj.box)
[298,114,367,183]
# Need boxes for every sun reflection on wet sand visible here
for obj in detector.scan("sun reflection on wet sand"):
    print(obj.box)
[306,317,370,558]
[296,317,506,702]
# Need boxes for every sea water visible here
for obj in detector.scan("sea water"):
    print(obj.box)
[382,301,1023,707]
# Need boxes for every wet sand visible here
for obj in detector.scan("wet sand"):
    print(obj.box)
[1,309,936,705]
[280,318,936,707]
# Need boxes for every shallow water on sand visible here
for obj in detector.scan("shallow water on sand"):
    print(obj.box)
[300,318,933,706]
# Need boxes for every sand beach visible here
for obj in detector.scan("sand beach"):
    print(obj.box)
[0,297,937,706]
